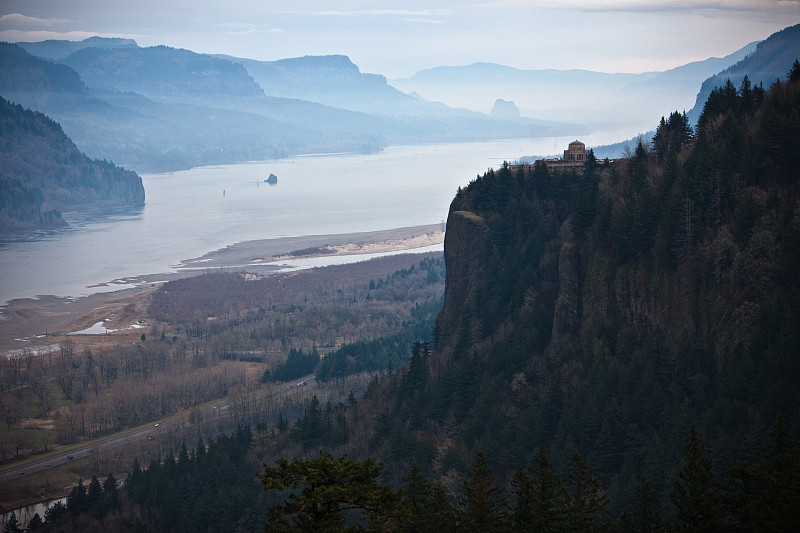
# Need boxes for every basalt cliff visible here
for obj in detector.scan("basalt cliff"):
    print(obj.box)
[408,73,800,512]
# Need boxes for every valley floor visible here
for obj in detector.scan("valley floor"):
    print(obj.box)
[0,224,444,355]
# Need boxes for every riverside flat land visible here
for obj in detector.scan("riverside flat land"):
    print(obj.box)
[0,224,444,355]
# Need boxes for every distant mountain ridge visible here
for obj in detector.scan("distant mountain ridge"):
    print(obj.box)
[17,36,138,61]
[589,23,800,160]
[1,40,580,172]
[392,42,758,132]
[687,22,800,123]
[3,26,796,174]
[223,54,425,115]
[61,45,265,99]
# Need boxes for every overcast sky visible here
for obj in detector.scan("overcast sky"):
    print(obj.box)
[1,1,798,79]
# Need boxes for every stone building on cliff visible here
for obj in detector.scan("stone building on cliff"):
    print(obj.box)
[543,140,589,171]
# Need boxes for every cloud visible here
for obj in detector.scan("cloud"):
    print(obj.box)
[282,8,453,18]
[0,13,71,28]
[478,0,800,13]
[219,22,285,36]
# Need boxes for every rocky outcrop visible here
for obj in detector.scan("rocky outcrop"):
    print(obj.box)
[490,98,521,120]
[436,210,489,347]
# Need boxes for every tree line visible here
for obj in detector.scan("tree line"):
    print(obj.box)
[24,415,798,532]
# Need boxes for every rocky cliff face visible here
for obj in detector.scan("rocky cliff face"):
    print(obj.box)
[436,209,489,350]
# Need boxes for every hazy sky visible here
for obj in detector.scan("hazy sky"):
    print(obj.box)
[1,1,798,79]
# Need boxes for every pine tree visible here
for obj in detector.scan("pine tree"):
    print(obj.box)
[461,451,508,533]
[401,463,456,533]
[87,474,104,518]
[3,512,22,533]
[761,415,800,530]
[67,478,89,516]
[564,453,608,532]
[103,474,120,510]
[25,512,43,531]
[43,502,67,524]
[670,424,721,531]
[261,450,402,532]
[788,58,800,82]
[512,447,566,533]
[631,473,663,533]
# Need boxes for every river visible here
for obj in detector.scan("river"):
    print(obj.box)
[0,133,624,305]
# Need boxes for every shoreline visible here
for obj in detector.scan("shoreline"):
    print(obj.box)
[0,224,444,355]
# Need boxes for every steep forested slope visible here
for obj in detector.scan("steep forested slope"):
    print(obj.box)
[32,72,800,533]
[360,70,800,516]
[0,97,144,234]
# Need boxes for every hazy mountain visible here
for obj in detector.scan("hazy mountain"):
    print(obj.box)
[17,36,138,61]
[589,23,800,160]
[0,42,381,171]
[224,54,436,116]
[2,40,583,172]
[0,41,88,105]
[687,22,800,124]
[0,96,144,235]
[392,42,758,133]
[60,45,265,100]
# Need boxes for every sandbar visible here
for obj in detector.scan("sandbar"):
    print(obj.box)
[0,224,445,355]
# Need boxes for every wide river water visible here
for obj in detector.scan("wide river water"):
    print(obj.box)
[0,134,624,305]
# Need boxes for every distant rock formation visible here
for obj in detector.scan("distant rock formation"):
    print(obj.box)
[490,98,520,120]
[266,173,278,184]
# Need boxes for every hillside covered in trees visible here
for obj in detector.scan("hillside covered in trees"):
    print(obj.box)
[359,66,800,518]
[250,64,800,526]
[13,67,800,532]
[0,96,144,235]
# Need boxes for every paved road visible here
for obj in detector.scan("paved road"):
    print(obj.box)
[0,374,315,484]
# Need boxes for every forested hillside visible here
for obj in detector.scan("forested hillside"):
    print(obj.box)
[0,97,144,234]
[361,66,800,518]
[19,68,800,533]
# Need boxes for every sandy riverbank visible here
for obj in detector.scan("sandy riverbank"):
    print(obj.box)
[177,224,444,269]
[0,224,444,354]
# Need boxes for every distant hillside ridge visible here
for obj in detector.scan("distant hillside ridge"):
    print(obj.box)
[60,45,265,99]
[688,22,800,123]
[0,41,88,109]
[17,36,138,61]
[225,54,426,115]
[0,96,144,235]
[391,40,758,131]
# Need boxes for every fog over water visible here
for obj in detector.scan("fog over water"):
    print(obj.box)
[0,134,621,304]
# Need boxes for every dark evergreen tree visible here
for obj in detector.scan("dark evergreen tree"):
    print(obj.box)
[626,473,663,533]
[2,512,22,533]
[759,415,800,530]
[670,424,721,531]
[66,478,89,516]
[564,453,608,532]
[103,473,120,510]
[43,502,67,524]
[261,450,402,532]
[87,474,104,517]
[789,58,800,82]
[25,512,42,531]
[460,451,508,533]
[401,463,456,533]
[511,447,566,533]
